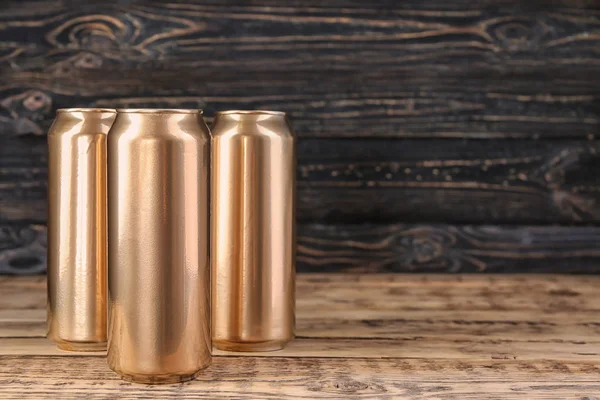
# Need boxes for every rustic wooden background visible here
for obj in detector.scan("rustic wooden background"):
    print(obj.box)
[0,0,599,274]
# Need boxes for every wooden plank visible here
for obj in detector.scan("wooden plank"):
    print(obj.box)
[295,274,600,312]
[0,138,47,223]
[4,313,600,342]
[297,273,600,309]
[3,222,600,274]
[0,321,44,338]
[4,308,600,339]
[0,356,599,399]
[2,336,600,362]
[0,1,598,139]
[2,275,599,346]
[3,273,598,310]
[3,138,600,224]
[2,273,600,315]
[298,224,600,273]
[0,225,46,274]
[298,317,600,342]
[297,139,600,224]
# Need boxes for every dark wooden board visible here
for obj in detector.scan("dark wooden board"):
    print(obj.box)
[0,0,598,138]
[298,138,600,224]
[1,0,600,273]
[0,136,47,223]
[298,224,600,273]
[0,224,46,275]
[2,222,599,274]
[2,136,599,224]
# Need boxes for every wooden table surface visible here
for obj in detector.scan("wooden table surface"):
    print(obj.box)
[0,274,599,399]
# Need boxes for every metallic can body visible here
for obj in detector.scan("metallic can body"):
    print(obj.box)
[107,109,211,384]
[211,110,296,352]
[47,108,116,351]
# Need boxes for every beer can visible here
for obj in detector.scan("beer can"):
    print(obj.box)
[211,110,296,352]
[47,108,116,351]
[107,109,211,384]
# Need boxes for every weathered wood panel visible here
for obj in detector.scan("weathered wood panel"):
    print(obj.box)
[298,139,600,223]
[4,336,600,361]
[298,224,600,273]
[0,225,46,275]
[0,1,598,138]
[4,274,600,340]
[2,222,600,274]
[0,136,47,223]
[1,0,600,273]
[1,274,600,398]
[2,136,599,224]
[2,357,600,399]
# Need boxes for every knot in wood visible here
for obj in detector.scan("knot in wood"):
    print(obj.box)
[332,378,369,393]
[488,18,550,52]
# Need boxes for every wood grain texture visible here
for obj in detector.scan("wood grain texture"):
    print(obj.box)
[4,274,600,340]
[0,1,598,139]
[3,137,600,224]
[298,139,600,224]
[0,224,46,275]
[298,224,600,273]
[2,357,600,400]
[0,274,599,399]
[4,335,600,361]
[2,222,600,274]
[1,0,600,272]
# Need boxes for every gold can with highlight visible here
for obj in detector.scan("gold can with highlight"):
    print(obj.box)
[211,110,296,352]
[47,108,116,351]
[107,109,211,384]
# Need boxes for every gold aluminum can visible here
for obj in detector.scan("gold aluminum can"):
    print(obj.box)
[211,110,296,352]
[107,109,211,384]
[47,108,116,351]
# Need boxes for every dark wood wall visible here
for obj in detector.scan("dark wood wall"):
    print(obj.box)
[1,0,599,274]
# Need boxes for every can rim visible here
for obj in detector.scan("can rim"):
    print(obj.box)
[116,109,203,114]
[57,108,116,113]
[215,110,286,116]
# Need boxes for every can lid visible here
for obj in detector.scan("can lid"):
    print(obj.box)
[57,108,116,113]
[215,110,285,116]
[116,109,203,114]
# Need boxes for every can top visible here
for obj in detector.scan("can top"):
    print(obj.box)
[57,108,116,114]
[116,109,203,114]
[215,110,285,117]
